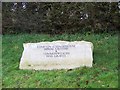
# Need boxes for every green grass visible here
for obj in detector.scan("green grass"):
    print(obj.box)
[2,33,118,88]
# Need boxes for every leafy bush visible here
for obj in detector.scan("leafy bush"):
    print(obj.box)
[2,2,119,34]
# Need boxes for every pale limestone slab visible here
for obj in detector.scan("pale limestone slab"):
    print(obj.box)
[19,41,93,70]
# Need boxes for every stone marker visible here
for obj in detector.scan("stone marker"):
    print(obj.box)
[19,41,93,70]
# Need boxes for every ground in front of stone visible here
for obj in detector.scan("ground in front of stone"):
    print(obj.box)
[2,33,118,88]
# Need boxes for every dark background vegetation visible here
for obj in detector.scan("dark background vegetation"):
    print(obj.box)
[2,2,120,34]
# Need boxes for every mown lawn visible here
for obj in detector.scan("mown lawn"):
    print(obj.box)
[2,33,118,88]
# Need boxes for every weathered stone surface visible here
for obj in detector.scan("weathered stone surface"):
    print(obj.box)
[19,41,93,70]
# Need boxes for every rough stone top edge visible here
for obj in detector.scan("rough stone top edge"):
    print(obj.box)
[23,40,93,45]
[23,40,94,50]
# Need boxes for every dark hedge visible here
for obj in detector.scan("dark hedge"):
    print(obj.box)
[2,2,120,34]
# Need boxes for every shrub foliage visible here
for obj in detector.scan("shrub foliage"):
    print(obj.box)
[2,2,119,34]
